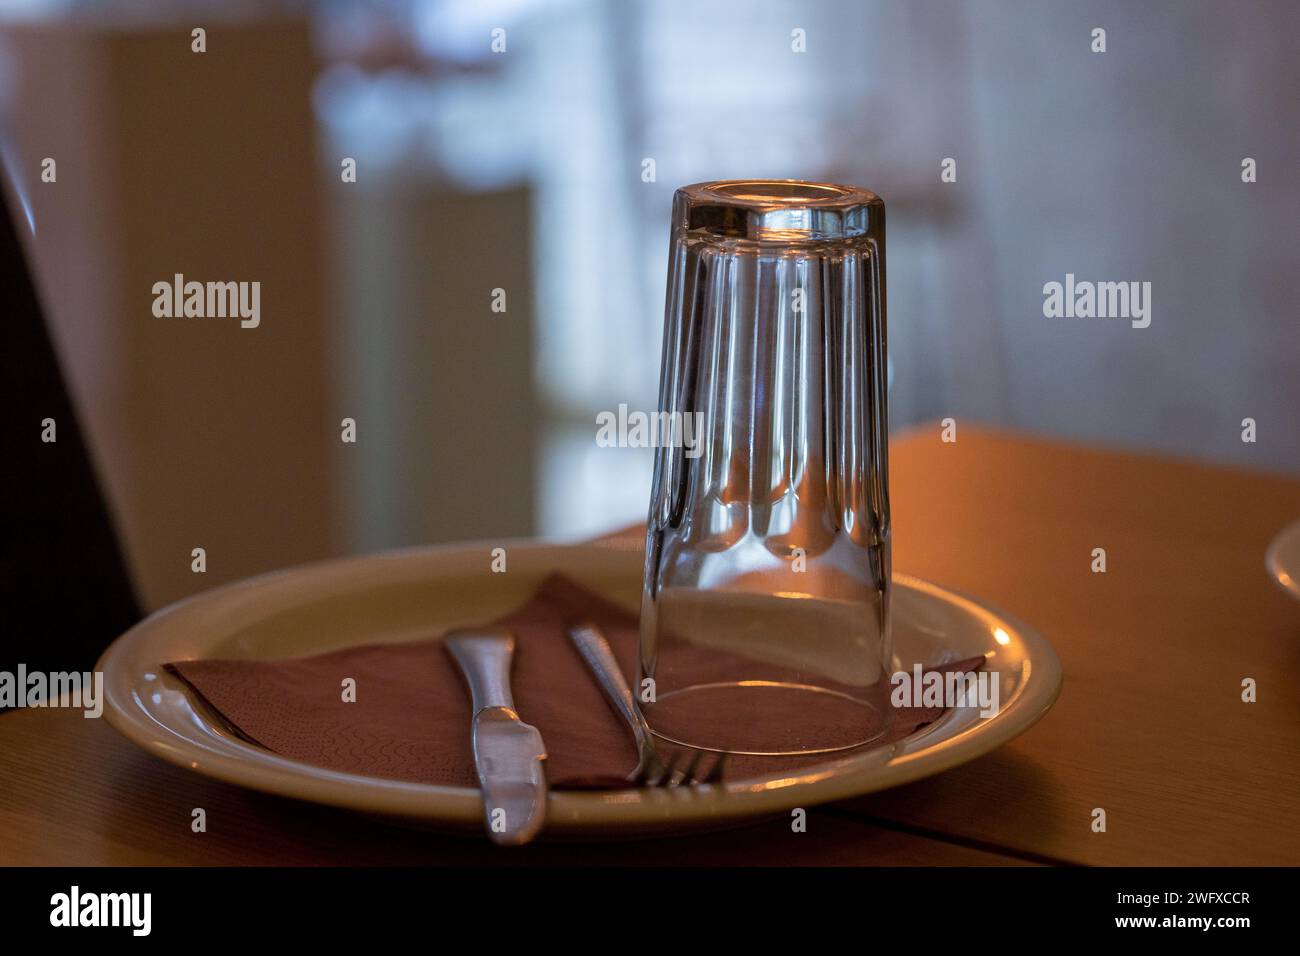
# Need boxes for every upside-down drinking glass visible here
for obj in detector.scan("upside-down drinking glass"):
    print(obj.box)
[640,180,891,756]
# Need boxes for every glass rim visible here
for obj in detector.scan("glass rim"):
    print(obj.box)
[674,179,883,243]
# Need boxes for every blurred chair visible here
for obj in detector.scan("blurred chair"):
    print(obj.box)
[1,182,140,693]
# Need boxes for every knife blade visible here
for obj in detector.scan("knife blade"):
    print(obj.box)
[444,629,548,846]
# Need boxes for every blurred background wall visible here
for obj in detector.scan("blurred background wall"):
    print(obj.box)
[2,0,1296,611]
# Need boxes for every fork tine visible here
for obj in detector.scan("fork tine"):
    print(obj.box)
[670,749,705,788]
[685,750,725,786]
[629,750,656,787]
[649,749,679,788]
[703,751,728,785]
[637,746,730,789]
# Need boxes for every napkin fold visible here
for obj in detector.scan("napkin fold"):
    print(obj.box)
[167,574,984,787]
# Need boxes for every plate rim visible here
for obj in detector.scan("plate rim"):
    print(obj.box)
[98,540,1063,834]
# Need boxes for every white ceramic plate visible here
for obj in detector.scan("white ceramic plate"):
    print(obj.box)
[99,541,1062,838]
[1266,520,1300,601]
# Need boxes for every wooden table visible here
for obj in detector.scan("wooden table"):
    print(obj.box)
[3,425,1299,865]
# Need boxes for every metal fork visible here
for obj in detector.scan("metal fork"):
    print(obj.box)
[567,621,726,788]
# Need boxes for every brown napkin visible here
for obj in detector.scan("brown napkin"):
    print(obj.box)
[167,574,984,787]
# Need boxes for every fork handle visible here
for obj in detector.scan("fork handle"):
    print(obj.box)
[567,622,652,750]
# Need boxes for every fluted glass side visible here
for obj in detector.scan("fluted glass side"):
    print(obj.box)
[640,180,890,756]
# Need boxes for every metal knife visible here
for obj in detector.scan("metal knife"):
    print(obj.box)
[444,629,548,846]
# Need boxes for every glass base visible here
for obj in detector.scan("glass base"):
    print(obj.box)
[643,680,890,756]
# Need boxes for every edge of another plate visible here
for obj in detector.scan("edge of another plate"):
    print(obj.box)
[1265,520,1300,601]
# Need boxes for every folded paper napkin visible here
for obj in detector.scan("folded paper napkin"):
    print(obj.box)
[168,574,984,788]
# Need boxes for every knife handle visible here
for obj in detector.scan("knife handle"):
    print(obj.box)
[444,630,516,714]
